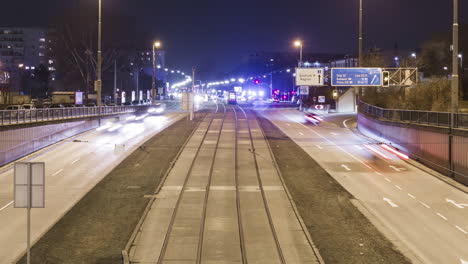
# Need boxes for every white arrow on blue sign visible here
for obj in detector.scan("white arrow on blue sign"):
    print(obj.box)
[331,68,383,87]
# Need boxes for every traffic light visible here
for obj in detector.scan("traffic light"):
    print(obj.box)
[382,71,390,87]
[254,79,260,84]
[332,90,338,99]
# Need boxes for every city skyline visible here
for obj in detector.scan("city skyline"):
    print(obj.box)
[0,0,466,73]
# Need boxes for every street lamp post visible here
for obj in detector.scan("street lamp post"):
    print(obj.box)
[450,0,459,175]
[96,0,102,107]
[152,41,161,105]
[356,0,363,112]
[294,40,303,67]
[294,40,303,110]
[359,0,363,67]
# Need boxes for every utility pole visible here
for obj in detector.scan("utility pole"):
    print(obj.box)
[113,60,117,103]
[450,0,459,175]
[96,0,102,107]
[152,45,156,105]
[356,0,363,112]
[136,70,139,102]
[152,41,161,105]
[190,67,195,121]
[270,72,273,100]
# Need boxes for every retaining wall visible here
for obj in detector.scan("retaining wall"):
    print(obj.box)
[0,116,121,167]
[358,113,468,185]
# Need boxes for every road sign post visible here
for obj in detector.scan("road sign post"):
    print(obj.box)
[14,162,45,264]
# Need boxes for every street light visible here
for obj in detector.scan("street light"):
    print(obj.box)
[294,40,303,67]
[450,0,459,174]
[359,0,363,67]
[96,0,103,107]
[152,41,162,105]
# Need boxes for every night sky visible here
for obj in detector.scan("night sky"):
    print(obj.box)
[1,0,466,73]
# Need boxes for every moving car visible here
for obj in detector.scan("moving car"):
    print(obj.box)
[304,112,323,125]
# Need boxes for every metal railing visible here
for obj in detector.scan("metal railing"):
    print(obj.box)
[0,106,147,126]
[359,102,468,129]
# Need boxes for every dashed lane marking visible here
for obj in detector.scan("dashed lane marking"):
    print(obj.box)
[455,225,467,234]
[419,202,431,209]
[52,169,63,176]
[436,213,447,221]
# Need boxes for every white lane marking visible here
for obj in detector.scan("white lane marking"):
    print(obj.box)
[286,123,290,126]
[389,165,400,172]
[461,258,468,264]
[354,145,363,150]
[419,202,431,209]
[330,132,339,136]
[395,185,403,191]
[71,158,80,165]
[446,198,468,209]
[0,201,14,212]
[436,213,447,221]
[315,145,323,149]
[341,164,351,171]
[52,169,63,176]
[293,121,375,170]
[383,197,399,208]
[299,132,304,136]
[455,225,467,235]
[385,177,391,183]
[343,118,353,129]
[408,193,416,199]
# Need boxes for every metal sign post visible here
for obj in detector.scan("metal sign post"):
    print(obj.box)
[14,162,45,264]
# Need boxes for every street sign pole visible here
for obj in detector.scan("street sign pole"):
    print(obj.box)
[14,162,45,264]
[26,164,31,264]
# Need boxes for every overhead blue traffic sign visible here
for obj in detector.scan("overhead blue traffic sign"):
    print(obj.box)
[331,68,382,86]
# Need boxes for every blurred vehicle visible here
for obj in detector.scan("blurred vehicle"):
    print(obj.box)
[123,102,132,106]
[227,92,237,105]
[304,112,323,125]
[4,105,27,118]
[5,105,25,110]
[22,104,36,110]
[106,103,117,107]
[85,103,96,107]
[49,104,64,108]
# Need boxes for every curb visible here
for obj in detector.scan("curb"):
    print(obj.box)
[255,111,325,264]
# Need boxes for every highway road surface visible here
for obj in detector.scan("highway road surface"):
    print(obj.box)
[259,108,468,264]
[128,104,322,264]
[0,108,186,263]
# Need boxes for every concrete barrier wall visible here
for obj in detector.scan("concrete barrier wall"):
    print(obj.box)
[0,119,100,166]
[358,113,468,185]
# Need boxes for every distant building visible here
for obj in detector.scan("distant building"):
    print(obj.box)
[328,56,359,68]
[0,27,56,93]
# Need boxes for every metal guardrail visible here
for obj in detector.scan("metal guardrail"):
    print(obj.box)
[359,102,468,129]
[0,106,147,126]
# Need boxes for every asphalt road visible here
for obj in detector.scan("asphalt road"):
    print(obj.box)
[259,108,468,264]
[0,108,186,263]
